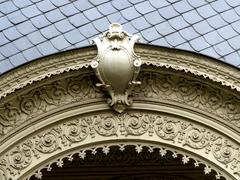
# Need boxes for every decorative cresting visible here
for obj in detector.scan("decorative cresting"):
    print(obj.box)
[91,23,141,113]
[0,111,237,180]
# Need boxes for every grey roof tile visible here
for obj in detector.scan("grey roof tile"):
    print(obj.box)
[141,27,159,41]
[228,36,240,50]
[45,9,66,23]
[121,7,141,20]
[151,38,170,47]
[75,40,90,47]
[225,0,240,7]
[69,13,89,27]
[89,0,110,6]
[73,0,93,11]
[158,5,179,19]
[0,1,18,14]
[107,12,127,24]
[31,15,51,28]
[210,0,231,13]
[200,47,221,59]
[155,22,175,36]
[7,11,27,24]
[9,53,27,66]
[50,0,70,7]
[214,41,234,56]
[217,25,238,39]
[234,6,240,16]
[193,20,214,34]
[16,21,37,35]
[12,0,32,8]
[173,0,193,13]
[0,59,14,74]
[31,0,43,2]
[23,46,42,61]
[13,37,33,51]
[93,17,110,32]
[144,11,164,25]
[196,4,217,19]
[168,16,189,30]
[131,17,151,31]
[60,3,79,17]
[207,15,228,29]
[0,43,19,57]
[0,0,239,71]
[50,35,70,50]
[224,52,240,66]
[0,16,13,31]
[64,29,85,44]
[135,1,155,15]
[112,0,132,10]
[0,53,4,61]
[128,0,145,4]
[190,36,210,51]
[231,20,240,32]
[97,2,117,15]
[27,31,47,45]
[221,9,239,23]
[40,24,61,39]
[122,22,138,34]
[203,31,224,45]
[83,7,103,21]
[176,42,194,52]
[55,19,75,33]
[37,41,57,55]
[21,4,42,18]
[182,10,203,24]
[36,0,56,13]
[78,23,99,38]
[187,0,207,8]
[165,32,186,47]
[0,33,9,46]
[149,0,169,9]
[3,26,22,41]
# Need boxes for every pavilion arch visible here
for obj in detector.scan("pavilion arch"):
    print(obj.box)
[0,45,240,180]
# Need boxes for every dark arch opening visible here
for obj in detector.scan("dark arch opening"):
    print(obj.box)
[30,145,225,180]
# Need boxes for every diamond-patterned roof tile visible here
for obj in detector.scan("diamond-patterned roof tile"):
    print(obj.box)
[21,4,42,18]
[135,1,155,15]
[36,0,56,13]
[60,3,79,17]
[9,53,27,66]
[12,0,32,8]
[22,46,42,61]
[144,11,164,25]
[7,10,27,24]
[112,0,132,10]
[0,0,240,73]
[131,16,151,31]
[97,2,117,15]
[173,0,192,13]
[0,1,18,14]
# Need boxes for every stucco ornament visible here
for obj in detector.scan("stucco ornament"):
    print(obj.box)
[91,23,141,113]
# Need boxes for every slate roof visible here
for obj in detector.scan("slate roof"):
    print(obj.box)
[0,0,240,74]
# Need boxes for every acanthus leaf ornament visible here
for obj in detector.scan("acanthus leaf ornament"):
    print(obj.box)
[91,23,142,113]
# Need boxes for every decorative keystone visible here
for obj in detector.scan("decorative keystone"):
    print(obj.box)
[91,23,141,113]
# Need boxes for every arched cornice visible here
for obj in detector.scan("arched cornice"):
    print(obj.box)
[0,45,240,180]
[0,44,240,100]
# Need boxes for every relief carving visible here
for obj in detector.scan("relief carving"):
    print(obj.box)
[0,111,239,179]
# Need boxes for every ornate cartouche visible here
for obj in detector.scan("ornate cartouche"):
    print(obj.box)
[91,23,141,113]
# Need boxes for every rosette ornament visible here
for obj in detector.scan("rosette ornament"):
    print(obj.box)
[91,23,141,113]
